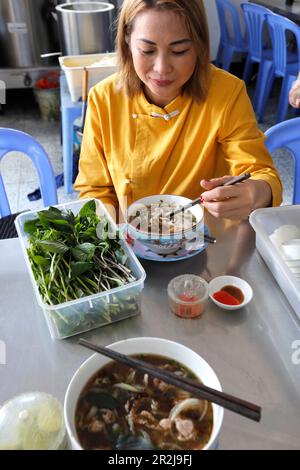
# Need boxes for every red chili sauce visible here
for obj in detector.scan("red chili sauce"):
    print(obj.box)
[212,285,244,306]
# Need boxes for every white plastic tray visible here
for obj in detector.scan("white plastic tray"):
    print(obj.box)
[59,52,117,102]
[250,205,300,318]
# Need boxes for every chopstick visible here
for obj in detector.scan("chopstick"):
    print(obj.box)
[81,67,89,134]
[79,338,261,423]
[169,173,252,219]
[203,234,216,244]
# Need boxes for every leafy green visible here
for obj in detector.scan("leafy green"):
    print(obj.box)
[24,201,140,338]
[83,389,119,409]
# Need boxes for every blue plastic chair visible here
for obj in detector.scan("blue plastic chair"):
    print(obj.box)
[256,14,300,123]
[240,3,273,108]
[0,128,58,218]
[265,117,300,204]
[215,0,248,71]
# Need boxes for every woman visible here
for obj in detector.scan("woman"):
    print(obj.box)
[75,0,282,221]
[289,72,300,109]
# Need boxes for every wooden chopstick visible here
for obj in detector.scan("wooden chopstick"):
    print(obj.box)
[79,338,261,422]
[169,173,252,219]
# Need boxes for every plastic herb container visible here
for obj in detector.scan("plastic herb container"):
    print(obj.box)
[15,199,146,340]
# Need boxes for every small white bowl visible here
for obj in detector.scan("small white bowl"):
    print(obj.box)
[272,225,300,245]
[289,266,300,274]
[208,276,253,311]
[285,259,300,268]
[281,239,300,261]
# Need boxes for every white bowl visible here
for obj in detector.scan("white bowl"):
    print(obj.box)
[289,266,300,274]
[281,239,300,261]
[126,195,204,255]
[208,276,253,311]
[285,259,300,268]
[64,337,223,450]
[271,225,300,246]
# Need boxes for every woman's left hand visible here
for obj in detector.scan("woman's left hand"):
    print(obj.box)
[200,176,272,220]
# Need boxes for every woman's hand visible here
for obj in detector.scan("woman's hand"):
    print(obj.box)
[200,176,272,220]
[289,77,300,108]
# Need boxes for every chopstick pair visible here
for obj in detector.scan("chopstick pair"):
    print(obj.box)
[79,338,261,423]
[169,173,251,219]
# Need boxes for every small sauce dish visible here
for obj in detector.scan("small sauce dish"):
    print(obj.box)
[208,275,253,311]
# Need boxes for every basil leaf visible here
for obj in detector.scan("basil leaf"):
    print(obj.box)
[36,240,69,254]
[83,390,119,409]
[71,261,93,277]
[79,200,96,218]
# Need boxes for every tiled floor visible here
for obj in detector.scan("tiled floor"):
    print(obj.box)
[0,79,296,214]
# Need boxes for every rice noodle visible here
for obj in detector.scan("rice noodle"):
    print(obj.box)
[113,383,144,393]
[169,398,208,423]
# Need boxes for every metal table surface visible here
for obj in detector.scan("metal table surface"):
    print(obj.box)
[1,216,300,450]
[249,0,300,24]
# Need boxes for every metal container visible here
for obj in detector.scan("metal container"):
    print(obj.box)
[0,0,58,67]
[56,2,115,56]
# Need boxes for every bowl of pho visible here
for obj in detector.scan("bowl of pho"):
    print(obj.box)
[64,337,223,450]
[126,195,204,255]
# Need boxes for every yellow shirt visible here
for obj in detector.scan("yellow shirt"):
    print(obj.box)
[75,65,282,215]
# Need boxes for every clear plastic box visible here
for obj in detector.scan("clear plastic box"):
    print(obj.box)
[249,205,300,318]
[59,53,117,102]
[15,199,146,340]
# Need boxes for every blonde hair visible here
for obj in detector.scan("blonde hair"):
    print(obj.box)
[116,0,211,101]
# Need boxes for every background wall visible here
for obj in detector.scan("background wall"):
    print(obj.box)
[204,0,247,61]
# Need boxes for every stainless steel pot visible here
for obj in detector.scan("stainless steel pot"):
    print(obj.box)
[0,0,58,67]
[56,2,115,55]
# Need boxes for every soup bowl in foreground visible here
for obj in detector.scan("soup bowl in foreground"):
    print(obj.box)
[126,195,204,255]
[64,337,223,450]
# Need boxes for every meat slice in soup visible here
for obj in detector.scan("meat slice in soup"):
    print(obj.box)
[75,354,213,450]
[128,201,197,235]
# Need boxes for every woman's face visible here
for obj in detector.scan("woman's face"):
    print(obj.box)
[129,9,197,107]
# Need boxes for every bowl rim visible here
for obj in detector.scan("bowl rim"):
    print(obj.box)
[126,194,204,238]
[64,336,224,451]
[208,275,253,311]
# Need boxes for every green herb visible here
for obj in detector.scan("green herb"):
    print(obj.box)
[24,201,140,338]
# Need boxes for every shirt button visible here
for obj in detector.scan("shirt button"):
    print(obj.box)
[132,114,137,119]
[124,179,131,185]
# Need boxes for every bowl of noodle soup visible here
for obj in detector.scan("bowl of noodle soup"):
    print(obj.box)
[126,195,204,254]
[64,337,223,450]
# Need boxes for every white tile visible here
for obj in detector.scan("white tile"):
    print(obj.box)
[0,152,22,184]
[3,183,20,214]
[16,182,44,213]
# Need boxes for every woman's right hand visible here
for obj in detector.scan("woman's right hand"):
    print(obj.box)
[289,77,300,108]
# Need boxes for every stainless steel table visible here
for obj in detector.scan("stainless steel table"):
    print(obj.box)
[1,216,300,450]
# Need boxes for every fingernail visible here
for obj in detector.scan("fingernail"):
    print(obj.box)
[199,196,204,204]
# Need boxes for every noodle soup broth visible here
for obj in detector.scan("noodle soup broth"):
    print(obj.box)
[64,337,223,450]
[76,354,213,450]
